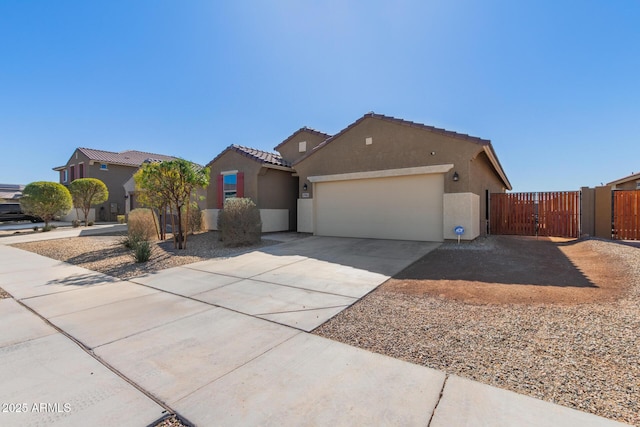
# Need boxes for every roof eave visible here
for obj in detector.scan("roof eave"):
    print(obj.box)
[483,145,512,191]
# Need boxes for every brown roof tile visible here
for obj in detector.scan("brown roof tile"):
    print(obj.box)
[77,148,177,167]
[207,145,292,168]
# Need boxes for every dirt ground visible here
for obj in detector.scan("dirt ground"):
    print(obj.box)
[386,235,630,304]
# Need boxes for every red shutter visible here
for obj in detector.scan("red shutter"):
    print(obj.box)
[217,174,224,209]
[237,172,244,198]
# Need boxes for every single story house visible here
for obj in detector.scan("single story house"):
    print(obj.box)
[205,112,511,242]
[607,171,640,190]
[53,148,176,221]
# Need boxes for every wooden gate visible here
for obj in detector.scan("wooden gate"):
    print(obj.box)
[490,191,580,238]
[613,190,640,240]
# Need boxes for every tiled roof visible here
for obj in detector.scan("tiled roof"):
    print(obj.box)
[77,148,177,167]
[274,126,332,150]
[208,145,292,168]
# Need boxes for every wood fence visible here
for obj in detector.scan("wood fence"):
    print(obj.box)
[613,190,640,240]
[490,191,581,238]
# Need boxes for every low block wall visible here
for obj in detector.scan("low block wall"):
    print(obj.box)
[203,208,289,233]
[443,192,480,241]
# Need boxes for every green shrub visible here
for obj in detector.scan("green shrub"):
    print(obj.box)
[128,208,158,241]
[117,215,126,224]
[42,224,55,232]
[71,219,81,228]
[217,198,262,247]
[132,240,152,263]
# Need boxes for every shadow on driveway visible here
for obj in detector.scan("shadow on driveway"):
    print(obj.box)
[394,236,596,288]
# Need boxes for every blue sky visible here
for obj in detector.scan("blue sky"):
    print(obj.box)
[1,1,638,192]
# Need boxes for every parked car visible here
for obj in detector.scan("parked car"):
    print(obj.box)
[0,203,42,223]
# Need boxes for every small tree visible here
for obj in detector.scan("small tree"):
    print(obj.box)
[68,178,109,225]
[20,181,72,228]
[135,159,209,249]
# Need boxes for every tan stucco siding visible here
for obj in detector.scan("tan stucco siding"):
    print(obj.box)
[257,167,298,230]
[206,150,263,209]
[469,151,509,234]
[275,130,328,165]
[314,173,445,242]
[294,117,486,199]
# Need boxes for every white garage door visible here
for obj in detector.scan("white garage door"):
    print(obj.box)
[314,173,444,241]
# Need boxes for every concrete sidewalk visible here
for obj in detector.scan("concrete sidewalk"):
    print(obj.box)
[0,237,629,426]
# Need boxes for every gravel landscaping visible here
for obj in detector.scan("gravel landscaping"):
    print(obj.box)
[6,231,639,425]
[314,237,640,426]
[11,231,279,280]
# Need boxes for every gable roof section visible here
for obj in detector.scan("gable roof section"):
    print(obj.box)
[274,126,332,151]
[607,171,640,186]
[76,147,177,167]
[293,112,512,190]
[207,144,293,169]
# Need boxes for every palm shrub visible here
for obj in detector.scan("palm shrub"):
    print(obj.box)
[217,198,262,247]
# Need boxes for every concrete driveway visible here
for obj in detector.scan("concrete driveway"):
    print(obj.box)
[0,234,627,426]
[130,236,439,331]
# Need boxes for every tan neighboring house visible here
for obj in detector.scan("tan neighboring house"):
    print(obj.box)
[607,171,640,190]
[204,113,511,242]
[53,148,176,222]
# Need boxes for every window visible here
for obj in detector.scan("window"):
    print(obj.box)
[61,169,68,183]
[69,165,75,181]
[223,173,237,200]
[636,181,640,190]
[100,163,108,170]
[78,163,84,178]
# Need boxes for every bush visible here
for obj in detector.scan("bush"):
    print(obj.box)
[117,215,126,224]
[132,240,152,263]
[128,208,158,241]
[217,198,262,247]
[42,224,56,232]
[187,205,203,234]
[87,221,94,226]
[71,219,81,228]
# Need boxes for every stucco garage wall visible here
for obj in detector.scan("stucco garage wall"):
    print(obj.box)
[443,192,479,240]
[314,173,445,242]
[297,198,313,233]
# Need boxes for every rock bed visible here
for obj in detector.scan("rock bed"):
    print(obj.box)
[314,239,640,425]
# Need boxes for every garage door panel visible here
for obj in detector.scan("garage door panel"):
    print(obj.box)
[315,174,443,242]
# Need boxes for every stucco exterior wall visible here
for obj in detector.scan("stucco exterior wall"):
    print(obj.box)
[297,198,313,233]
[594,186,612,239]
[293,116,494,199]
[206,150,263,209]
[257,167,297,230]
[469,151,509,234]
[275,129,328,164]
[443,193,480,240]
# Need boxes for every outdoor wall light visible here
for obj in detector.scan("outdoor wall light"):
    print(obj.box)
[124,194,129,199]
[453,172,459,182]
[303,183,308,191]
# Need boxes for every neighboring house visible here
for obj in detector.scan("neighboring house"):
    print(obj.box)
[607,171,640,190]
[0,184,24,201]
[204,112,511,242]
[122,160,208,215]
[53,148,176,221]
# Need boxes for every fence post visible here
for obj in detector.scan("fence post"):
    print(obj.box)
[594,185,613,239]
[580,187,595,237]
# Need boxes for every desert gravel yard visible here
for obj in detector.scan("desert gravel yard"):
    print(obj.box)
[5,231,639,425]
[315,236,640,426]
